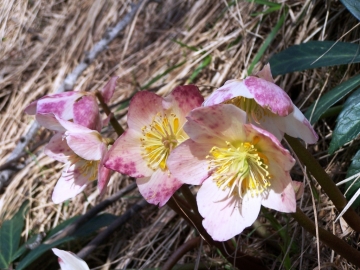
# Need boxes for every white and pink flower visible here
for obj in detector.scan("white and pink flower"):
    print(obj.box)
[25,77,118,131]
[167,104,296,241]
[43,115,111,203]
[104,85,204,207]
[52,248,89,270]
[203,64,318,144]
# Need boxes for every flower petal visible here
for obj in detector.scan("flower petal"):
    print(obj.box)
[104,129,153,178]
[244,76,293,116]
[254,63,274,83]
[25,91,85,119]
[203,80,253,106]
[35,113,66,132]
[197,178,261,241]
[278,106,319,144]
[44,133,73,163]
[97,148,111,193]
[52,248,90,270]
[127,91,164,131]
[101,76,118,104]
[65,132,104,161]
[52,164,88,203]
[185,104,248,143]
[167,139,211,185]
[73,95,101,131]
[137,169,183,207]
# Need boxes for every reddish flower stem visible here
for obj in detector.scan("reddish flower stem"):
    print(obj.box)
[285,135,360,232]
[95,91,124,136]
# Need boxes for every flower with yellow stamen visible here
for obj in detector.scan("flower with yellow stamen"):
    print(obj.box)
[167,104,297,241]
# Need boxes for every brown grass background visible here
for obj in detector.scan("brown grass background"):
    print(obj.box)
[1,0,360,269]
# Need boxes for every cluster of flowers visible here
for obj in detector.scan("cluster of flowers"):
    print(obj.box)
[26,64,318,243]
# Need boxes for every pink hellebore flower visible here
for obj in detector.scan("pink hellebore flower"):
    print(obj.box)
[104,85,204,207]
[52,248,90,270]
[203,64,318,144]
[167,104,296,241]
[44,115,111,203]
[24,77,118,131]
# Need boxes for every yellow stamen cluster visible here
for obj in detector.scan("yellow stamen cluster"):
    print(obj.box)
[68,155,99,181]
[207,136,271,197]
[224,96,272,124]
[140,112,182,171]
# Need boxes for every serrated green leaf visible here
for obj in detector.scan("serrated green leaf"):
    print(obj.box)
[344,150,360,208]
[329,88,360,153]
[16,213,117,270]
[340,0,360,21]
[0,201,28,268]
[305,74,360,124]
[269,41,360,76]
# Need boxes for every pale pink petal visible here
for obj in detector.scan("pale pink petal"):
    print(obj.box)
[56,116,93,133]
[104,129,153,178]
[52,164,88,203]
[197,178,261,241]
[52,248,90,270]
[163,85,203,123]
[254,63,274,83]
[65,132,104,160]
[36,113,66,132]
[203,80,253,106]
[292,181,304,200]
[261,170,296,213]
[101,76,118,103]
[73,95,101,131]
[167,139,212,185]
[127,91,164,130]
[25,91,85,119]
[278,106,318,144]
[97,148,111,193]
[244,76,293,116]
[136,169,183,207]
[44,133,73,163]
[102,112,112,127]
[185,104,248,143]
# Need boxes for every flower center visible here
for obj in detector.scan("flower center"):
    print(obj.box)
[68,155,99,181]
[140,112,183,171]
[224,96,272,124]
[207,136,271,197]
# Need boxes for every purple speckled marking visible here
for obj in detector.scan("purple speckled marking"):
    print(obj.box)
[38,100,67,117]
[105,157,143,177]
[244,77,293,116]
[73,96,99,130]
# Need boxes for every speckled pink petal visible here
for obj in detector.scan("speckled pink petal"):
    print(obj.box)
[97,148,111,193]
[278,106,318,144]
[261,170,296,213]
[101,77,118,104]
[52,249,90,270]
[163,85,203,122]
[136,169,183,207]
[25,91,85,120]
[127,91,164,131]
[167,139,211,185]
[203,80,253,106]
[73,95,101,131]
[104,129,153,178]
[244,76,293,116]
[254,63,274,83]
[36,113,66,132]
[65,132,104,161]
[44,133,73,163]
[185,104,248,143]
[197,178,261,241]
[52,164,88,203]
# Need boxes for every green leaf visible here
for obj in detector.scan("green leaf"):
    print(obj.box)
[16,213,117,270]
[247,7,288,75]
[0,201,28,268]
[329,88,360,153]
[187,55,212,83]
[340,0,360,21]
[269,41,360,76]
[344,150,360,208]
[304,74,360,124]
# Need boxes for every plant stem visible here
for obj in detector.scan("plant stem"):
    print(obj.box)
[95,91,124,136]
[292,207,360,267]
[180,185,200,217]
[285,135,360,232]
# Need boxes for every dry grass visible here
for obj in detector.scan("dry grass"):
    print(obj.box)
[1,0,360,269]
